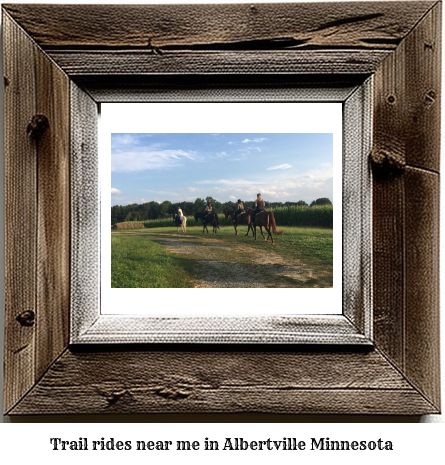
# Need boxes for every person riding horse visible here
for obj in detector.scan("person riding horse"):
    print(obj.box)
[232,199,244,223]
[249,193,266,225]
[176,206,184,225]
[174,205,184,226]
[202,202,212,224]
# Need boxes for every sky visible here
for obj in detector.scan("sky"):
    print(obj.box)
[111,133,333,206]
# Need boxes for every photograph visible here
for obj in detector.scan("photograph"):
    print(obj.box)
[110,132,334,290]
[1,0,441,421]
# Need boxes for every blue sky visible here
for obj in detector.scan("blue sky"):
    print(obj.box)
[111,133,333,205]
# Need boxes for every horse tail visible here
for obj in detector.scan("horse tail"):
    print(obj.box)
[269,212,282,235]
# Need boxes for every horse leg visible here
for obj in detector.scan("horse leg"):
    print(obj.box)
[253,225,257,241]
[264,222,273,244]
[260,225,266,240]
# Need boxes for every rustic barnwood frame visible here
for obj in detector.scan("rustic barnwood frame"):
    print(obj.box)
[3,2,440,415]
[72,83,373,346]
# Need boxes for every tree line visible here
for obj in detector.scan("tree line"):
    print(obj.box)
[111,196,332,225]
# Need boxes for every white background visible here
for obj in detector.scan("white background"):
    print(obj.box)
[101,102,342,316]
[0,0,444,461]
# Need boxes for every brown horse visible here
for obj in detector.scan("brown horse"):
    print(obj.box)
[225,208,261,238]
[223,209,234,221]
[247,209,282,244]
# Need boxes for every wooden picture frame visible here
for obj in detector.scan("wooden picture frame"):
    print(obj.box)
[3,2,440,415]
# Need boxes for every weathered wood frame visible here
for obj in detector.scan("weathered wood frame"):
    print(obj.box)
[3,2,441,415]
[72,82,373,346]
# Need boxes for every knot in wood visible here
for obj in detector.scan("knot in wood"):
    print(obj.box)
[370,149,405,177]
[27,115,49,140]
[105,390,128,405]
[16,310,35,327]
[154,386,191,400]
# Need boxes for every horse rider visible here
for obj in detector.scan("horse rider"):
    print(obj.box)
[232,199,244,223]
[249,193,266,225]
[203,201,212,224]
[177,206,184,225]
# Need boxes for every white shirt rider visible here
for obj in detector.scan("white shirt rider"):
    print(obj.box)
[177,208,184,222]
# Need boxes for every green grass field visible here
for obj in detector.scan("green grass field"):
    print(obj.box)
[111,224,333,288]
[111,234,196,288]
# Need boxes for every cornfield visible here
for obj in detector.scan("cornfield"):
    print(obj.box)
[142,216,197,229]
[270,205,333,228]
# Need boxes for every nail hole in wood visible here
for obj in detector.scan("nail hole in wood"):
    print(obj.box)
[386,95,396,104]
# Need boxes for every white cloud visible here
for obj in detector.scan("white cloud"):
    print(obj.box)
[194,170,333,204]
[228,141,235,145]
[266,164,292,170]
[242,138,269,143]
[112,134,138,146]
[198,178,257,186]
[213,151,229,159]
[230,195,236,199]
[111,149,197,172]
[111,188,123,195]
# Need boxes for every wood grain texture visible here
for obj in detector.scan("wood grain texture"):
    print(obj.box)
[372,4,441,411]
[372,11,407,372]
[372,175,405,368]
[8,349,437,415]
[3,12,37,413]
[342,81,372,336]
[3,11,71,413]
[70,83,99,340]
[46,50,390,76]
[76,75,365,103]
[35,43,71,380]
[404,2,441,172]
[2,2,435,50]
[404,168,440,408]
[75,316,370,345]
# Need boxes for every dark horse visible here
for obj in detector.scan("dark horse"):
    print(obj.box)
[246,209,282,244]
[194,211,220,234]
[223,209,261,238]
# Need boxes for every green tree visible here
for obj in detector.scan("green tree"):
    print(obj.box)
[310,197,332,207]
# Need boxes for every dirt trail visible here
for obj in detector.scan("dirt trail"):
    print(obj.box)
[121,232,315,288]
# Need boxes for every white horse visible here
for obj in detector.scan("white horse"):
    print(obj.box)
[174,214,187,233]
